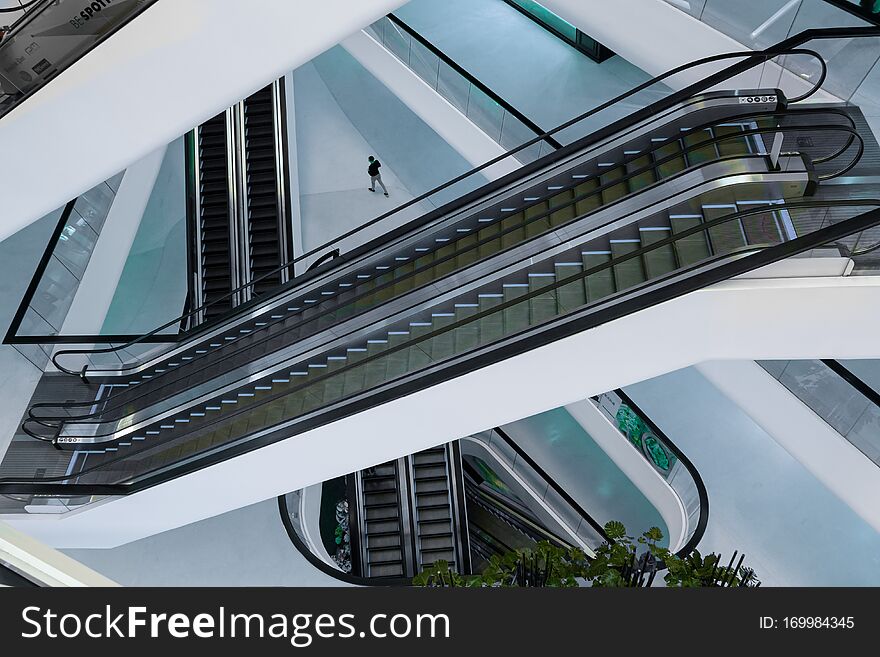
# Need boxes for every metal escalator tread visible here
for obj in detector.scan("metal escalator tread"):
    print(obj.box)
[736,201,785,245]
[599,167,628,204]
[198,112,234,312]
[411,448,455,570]
[713,124,752,157]
[361,461,406,578]
[582,251,615,302]
[652,138,688,179]
[702,205,748,255]
[244,85,283,293]
[625,154,656,192]
[639,227,677,278]
[610,239,647,291]
[682,128,719,166]
[669,214,711,265]
[574,179,601,216]
[554,262,586,312]
[527,273,557,324]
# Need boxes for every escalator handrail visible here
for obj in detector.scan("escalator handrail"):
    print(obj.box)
[47,106,855,391]
[45,33,844,377]
[612,389,710,557]
[27,197,880,445]
[31,119,861,427]
[821,359,880,410]
[6,197,880,490]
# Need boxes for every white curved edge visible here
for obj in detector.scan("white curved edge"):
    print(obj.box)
[461,435,596,557]
[296,484,343,572]
[564,400,690,553]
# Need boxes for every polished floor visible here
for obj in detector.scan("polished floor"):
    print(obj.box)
[626,366,880,586]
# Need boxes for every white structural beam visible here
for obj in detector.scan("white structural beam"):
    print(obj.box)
[5,274,880,548]
[0,0,406,242]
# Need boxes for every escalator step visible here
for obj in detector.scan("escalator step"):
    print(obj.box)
[651,138,688,179]
[736,201,785,245]
[639,227,678,278]
[574,179,601,216]
[548,189,575,227]
[702,204,748,254]
[713,124,752,157]
[554,262,586,311]
[610,239,647,291]
[527,273,557,324]
[524,201,550,238]
[682,128,719,166]
[599,166,628,205]
[502,283,530,334]
[582,251,615,301]
[625,153,656,192]
[669,214,711,265]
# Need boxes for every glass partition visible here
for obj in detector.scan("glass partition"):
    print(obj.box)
[592,390,706,553]
[663,0,880,137]
[0,0,158,119]
[8,174,122,368]
[364,15,555,163]
[757,359,880,465]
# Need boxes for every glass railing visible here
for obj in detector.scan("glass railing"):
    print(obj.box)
[364,14,559,162]
[7,173,123,368]
[466,429,606,553]
[663,0,880,125]
[0,0,158,120]
[757,359,880,465]
[592,390,707,554]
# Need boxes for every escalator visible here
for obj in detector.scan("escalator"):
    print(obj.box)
[188,82,291,323]
[350,444,466,580]
[355,459,410,578]
[3,29,880,500]
[243,83,290,296]
[195,111,237,323]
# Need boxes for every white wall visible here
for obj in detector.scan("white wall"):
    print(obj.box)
[565,400,688,552]
[0,0,407,243]
[7,273,880,548]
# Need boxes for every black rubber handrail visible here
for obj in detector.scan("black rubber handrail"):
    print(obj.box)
[384,12,562,150]
[5,198,880,493]
[43,106,855,404]
[43,34,839,375]
[23,196,868,441]
[613,389,710,557]
[28,121,860,430]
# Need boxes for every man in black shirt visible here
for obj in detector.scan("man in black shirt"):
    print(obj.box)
[367,155,389,197]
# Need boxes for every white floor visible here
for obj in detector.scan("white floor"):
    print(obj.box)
[63,499,350,587]
[395,0,670,144]
[625,366,880,586]
[293,45,486,255]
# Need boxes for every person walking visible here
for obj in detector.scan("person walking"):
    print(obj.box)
[367,155,389,197]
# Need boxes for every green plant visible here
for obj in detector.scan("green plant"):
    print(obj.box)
[413,542,589,587]
[664,549,759,587]
[584,521,670,587]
